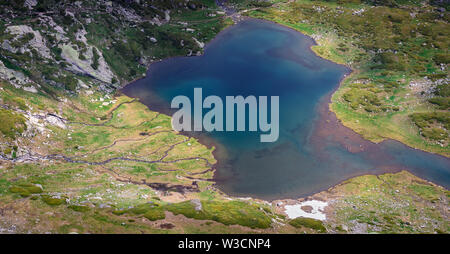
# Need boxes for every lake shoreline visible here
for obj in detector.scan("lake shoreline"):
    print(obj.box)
[120,17,355,197]
[262,17,449,158]
[121,17,449,202]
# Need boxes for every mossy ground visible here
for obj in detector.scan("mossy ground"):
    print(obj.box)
[0,108,26,139]
[321,171,449,233]
[1,153,448,233]
[289,217,326,232]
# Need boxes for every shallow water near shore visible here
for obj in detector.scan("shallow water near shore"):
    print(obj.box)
[122,19,450,200]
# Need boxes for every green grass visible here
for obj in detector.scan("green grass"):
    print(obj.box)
[428,97,450,110]
[41,195,67,206]
[330,171,449,233]
[112,199,273,229]
[166,200,273,229]
[112,202,166,221]
[0,108,26,139]
[410,111,450,142]
[408,184,441,202]
[1,93,28,110]
[9,183,43,197]
[289,217,327,233]
[68,205,91,212]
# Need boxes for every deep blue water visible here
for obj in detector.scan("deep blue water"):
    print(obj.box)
[123,19,450,200]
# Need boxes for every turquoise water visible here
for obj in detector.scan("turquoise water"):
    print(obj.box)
[123,19,450,200]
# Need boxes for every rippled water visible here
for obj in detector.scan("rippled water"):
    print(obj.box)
[122,19,450,200]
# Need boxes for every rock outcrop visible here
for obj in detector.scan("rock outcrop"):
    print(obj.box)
[5,25,52,59]
[61,44,115,84]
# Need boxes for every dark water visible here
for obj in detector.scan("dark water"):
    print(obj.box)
[122,19,450,200]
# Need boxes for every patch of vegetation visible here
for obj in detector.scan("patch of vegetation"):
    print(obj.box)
[0,108,26,139]
[434,83,450,97]
[143,207,166,221]
[341,80,402,113]
[41,195,67,206]
[289,217,327,232]
[429,97,450,110]
[429,83,450,110]
[330,171,449,233]
[0,53,31,77]
[166,200,273,229]
[9,183,43,197]
[112,199,272,228]
[245,0,450,155]
[91,47,100,70]
[68,205,90,212]
[343,87,383,113]
[9,32,34,48]
[249,1,273,8]
[421,127,448,141]
[63,75,78,91]
[57,224,84,234]
[1,93,28,110]
[112,202,166,221]
[410,112,449,141]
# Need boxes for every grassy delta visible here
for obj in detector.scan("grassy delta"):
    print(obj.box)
[245,0,449,156]
[0,81,277,232]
